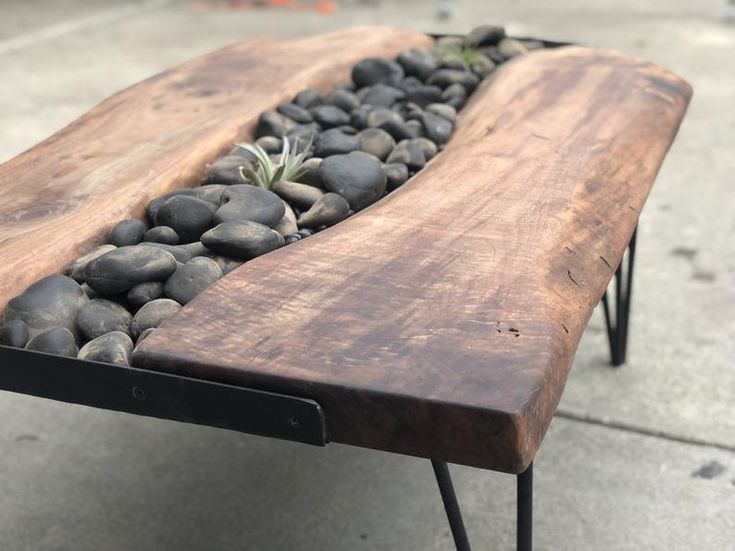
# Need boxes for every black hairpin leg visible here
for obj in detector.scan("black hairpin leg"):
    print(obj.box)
[602,226,637,367]
[517,463,533,551]
[431,460,534,551]
[432,460,472,551]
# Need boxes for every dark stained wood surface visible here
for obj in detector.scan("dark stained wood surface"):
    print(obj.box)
[134,46,691,473]
[0,27,433,312]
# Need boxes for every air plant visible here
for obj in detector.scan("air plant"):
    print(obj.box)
[235,135,312,190]
[435,43,488,67]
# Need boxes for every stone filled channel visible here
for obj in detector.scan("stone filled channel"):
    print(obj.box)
[0,26,549,366]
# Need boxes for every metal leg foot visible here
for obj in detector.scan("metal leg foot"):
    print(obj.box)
[602,226,637,366]
[431,460,472,551]
[517,462,533,551]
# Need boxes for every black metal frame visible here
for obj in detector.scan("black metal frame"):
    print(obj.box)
[0,345,326,446]
[602,226,638,367]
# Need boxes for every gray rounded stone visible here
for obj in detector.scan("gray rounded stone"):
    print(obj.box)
[497,37,528,59]
[464,25,506,48]
[4,275,89,341]
[66,245,117,283]
[271,180,325,210]
[471,55,496,78]
[397,47,437,80]
[357,128,395,161]
[255,110,297,138]
[272,201,298,236]
[144,226,179,245]
[386,139,427,171]
[78,331,134,366]
[405,85,443,108]
[154,195,216,243]
[191,184,227,205]
[350,105,372,130]
[426,103,457,122]
[426,69,480,93]
[352,57,404,88]
[0,319,29,348]
[254,136,283,154]
[201,253,243,275]
[324,88,360,112]
[138,242,193,263]
[297,193,351,230]
[314,129,360,157]
[299,157,324,188]
[147,189,196,222]
[126,282,164,310]
[80,283,98,299]
[383,162,409,190]
[406,119,424,138]
[276,103,313,124]
[214,185,285,227]
[26,327,78,357]
[293,88,323,109]
[135,327,156,345]
[85,246,177,295]
[164,257,223,305]
[318,151,387,211]
[130,299,181,340]
[366,108,413,141]
[309,105,350,128]
[360,84,405,107]
[421,111,454,145]
[201,155,249,187]
[441,83,468,109]
[201,222,284,260]
[76,298,132,340]
[108,219,146,247]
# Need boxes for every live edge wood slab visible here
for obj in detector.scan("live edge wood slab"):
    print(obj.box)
[1,28,690,474]
[0,27,433,312]
[135,45,690,473]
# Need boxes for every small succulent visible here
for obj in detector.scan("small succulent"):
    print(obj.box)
[436,43,488,66]
[235,136,312,190]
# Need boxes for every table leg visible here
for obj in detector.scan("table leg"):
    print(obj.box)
[517,462,533,551]
[431,460,472,551]
[602,226,638,366]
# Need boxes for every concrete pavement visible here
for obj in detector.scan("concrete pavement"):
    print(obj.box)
[0,1,733,549]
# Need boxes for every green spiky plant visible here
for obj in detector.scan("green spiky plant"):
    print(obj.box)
[435,43,488,66]
[235,135,312,190]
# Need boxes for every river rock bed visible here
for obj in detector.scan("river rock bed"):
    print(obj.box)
[0,27,547,366]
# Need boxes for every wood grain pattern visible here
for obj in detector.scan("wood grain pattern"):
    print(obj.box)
[134,46,691,473]
[0,27,433,311]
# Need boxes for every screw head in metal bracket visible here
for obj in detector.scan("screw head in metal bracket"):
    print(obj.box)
[132,386,146,401]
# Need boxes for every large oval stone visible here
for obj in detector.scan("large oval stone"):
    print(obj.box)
[352,57,405,88]
[130,298,181,340]
[78,331,134,366]
[66,245,117,283]
[25,327,78,357]
[201,222,284,260]
[4,275,89,341]
[154,195,217,243]
[85,246,177,295]
[214,185,285,227]
[318,151,387,211]
[164,257,223,305]
[0,319,29,348]
[108,219,146,247]
[76,298,132,341]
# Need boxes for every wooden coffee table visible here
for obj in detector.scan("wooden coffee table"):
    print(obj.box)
[0,27,691,550]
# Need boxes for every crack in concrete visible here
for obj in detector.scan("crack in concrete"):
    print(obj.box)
[555,408,735,453]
